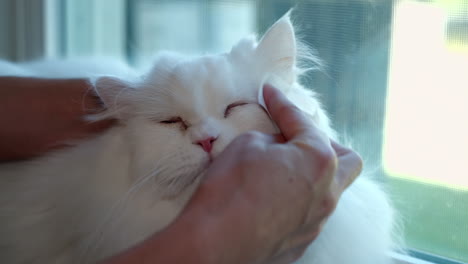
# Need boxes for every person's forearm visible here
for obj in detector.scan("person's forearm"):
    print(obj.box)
[0,77,112,161]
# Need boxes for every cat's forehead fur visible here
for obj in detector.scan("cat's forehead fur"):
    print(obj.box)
[136,50,259,121]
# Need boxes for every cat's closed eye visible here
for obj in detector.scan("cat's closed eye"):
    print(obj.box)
[159,117,188,130]
[224,102,248,118]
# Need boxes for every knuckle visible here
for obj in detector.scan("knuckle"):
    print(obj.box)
[316,147,336,166]
[240,131,263,142]
[321,194,337,217]
[352,151,364,174]
[234,132,266,160]
[314,147,337,175]
[232,131,262,146]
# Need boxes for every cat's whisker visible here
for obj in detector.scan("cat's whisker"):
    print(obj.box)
[153,161,207,199]
[80,152,189,260]
[80,160,168,261]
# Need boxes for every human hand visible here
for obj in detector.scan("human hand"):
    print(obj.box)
[179,84,363,264]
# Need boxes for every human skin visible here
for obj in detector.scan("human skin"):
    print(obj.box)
[0,78,362,264]
[0,77,114,161]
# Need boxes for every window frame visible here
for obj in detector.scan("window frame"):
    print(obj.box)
[393,253,436,264]
[393,251,467,264]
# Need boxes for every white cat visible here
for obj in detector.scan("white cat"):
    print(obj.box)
[0,15,398,263]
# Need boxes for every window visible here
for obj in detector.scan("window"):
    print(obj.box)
[1,0,467,263]
[385,2,468,262]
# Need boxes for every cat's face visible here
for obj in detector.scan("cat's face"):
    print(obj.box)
[94,15,326,197]
[126,54,278,197]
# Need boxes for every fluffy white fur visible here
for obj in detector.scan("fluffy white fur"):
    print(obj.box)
[0,15,397,263]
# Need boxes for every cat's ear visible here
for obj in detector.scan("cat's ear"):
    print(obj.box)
[92,76,133,118]
[255,12,296,85]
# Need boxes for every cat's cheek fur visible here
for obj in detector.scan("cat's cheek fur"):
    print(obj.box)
[214,105,278,154]
[228,106,278,134]
[125,119,206,190]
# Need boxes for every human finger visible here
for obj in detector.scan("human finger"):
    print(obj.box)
[272,133,286,143]
[263,84,329,146]
[331,140,363,193]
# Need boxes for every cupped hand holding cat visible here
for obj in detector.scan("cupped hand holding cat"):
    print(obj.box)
[0,78,362,264]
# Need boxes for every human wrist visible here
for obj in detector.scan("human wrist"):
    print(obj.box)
[100,207,206,264]
[175,180,268,264]
[102,185,230,264]
[164,184,237,264]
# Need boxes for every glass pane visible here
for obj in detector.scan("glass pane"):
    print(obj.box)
[129,0,255,66]
[384,1,468,261]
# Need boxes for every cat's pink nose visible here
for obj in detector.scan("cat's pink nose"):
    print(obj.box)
[195,137,217,153]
